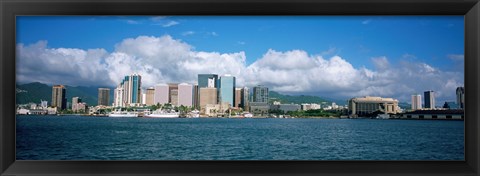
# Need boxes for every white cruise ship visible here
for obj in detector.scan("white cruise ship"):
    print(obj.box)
[144,110,179,118]
[108,110,138,117]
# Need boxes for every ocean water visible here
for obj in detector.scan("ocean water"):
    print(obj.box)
[16,115,464,160]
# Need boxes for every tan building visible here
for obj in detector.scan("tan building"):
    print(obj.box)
[168,83,179,106]
[98,88,110,106]
[145,87,155,106]
[199,87,217,114]
[348,96,399,116]
[178,83,193,107]
[52,85,66,111]
[234,88,242,108]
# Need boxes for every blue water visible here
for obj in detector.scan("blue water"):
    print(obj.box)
[16,115,464,160]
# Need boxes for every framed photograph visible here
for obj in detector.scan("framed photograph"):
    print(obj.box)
[1,0,479,176]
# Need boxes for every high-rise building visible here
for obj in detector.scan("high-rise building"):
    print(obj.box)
[411,94,422,110]
[145,87,155,106]
[113,74,142,107]
[113,86,124,107]
[235,88,242,108]
[51,85,66,111]
[178,83,193,107]
[198,74,218,88]
[253,85,269,103]
[219,75,236,107]
[193,84,199,109]
[72,97,83,112]
[456,86,465,109]
[241,87,250,111]
[98,88,110,106]
[154,84,169,105]
[72,97,81,105]
[168,83,179,106]
[424,90,435,109]
[199,87,218,111]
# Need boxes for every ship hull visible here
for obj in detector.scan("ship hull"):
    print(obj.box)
[108,114,138,117]
[144,114,179,118]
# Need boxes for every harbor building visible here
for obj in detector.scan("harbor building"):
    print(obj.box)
[348,96,399,116]
[178,83,193,107]
[424,90,435,109]
[398,109,463,120]
[219,75,236,107]
[235,88,242,108]
[241,87,250,111]
[98,88,110,106]
[154,84,169,105]
[145,87,155,106]
[253,85,269,103]
[456,87,465,109]
[51,85,66,111]
[199,87,218,114]
[168,83,179,106]
[411,94,422,110]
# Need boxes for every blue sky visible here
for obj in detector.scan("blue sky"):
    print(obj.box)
[16,16,464,104]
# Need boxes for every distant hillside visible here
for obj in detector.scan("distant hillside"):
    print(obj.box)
[16,82,114,106]
[269,91,346,105]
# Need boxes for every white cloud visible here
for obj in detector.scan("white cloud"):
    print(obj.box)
[16,41,112,87]
[17,36,464,104]
[447,54,464,61]
[150,16,167,21]
[126,20,141,24]
[182,31,195,36]
[362,19,372,25]
[371,56,389,71]
[237,41,246,45]
[162,21,179,27]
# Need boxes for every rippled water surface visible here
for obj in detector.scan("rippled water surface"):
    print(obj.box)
[16,115,464,160]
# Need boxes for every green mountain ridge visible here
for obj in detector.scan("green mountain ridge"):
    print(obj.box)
[16,82,114,106]
[268,91,346,105]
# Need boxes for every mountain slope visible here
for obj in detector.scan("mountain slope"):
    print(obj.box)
[16,82,114,106]
[269,91,345,105]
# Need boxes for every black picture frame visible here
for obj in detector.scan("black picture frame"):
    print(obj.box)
[1,0,479,175]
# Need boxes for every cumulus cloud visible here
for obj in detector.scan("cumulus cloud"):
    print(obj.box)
[16,41,113,87]
[16,35,464,104]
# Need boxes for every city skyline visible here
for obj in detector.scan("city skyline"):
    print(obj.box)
[16,16,464,105]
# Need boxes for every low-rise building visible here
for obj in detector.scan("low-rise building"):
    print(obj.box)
[348,96,399,116]
[301,103,321,111]
[204,104,220,117]
[249,102,269,116]
[270,104,301,113]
